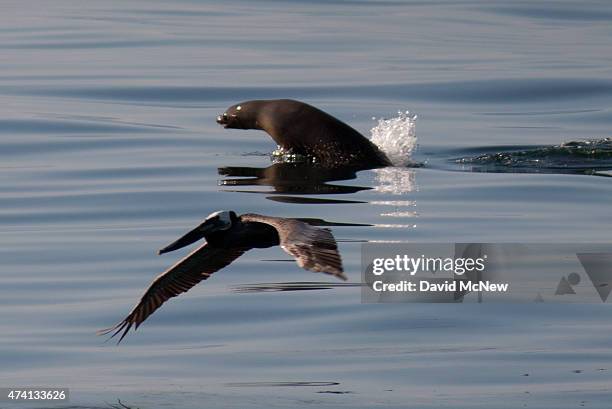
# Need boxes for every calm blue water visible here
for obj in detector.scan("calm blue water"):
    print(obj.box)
[2,1,612,408]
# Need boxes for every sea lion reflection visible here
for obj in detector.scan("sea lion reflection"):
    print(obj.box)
[218,162,371,196]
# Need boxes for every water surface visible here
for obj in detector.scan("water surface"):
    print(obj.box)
[1,1,612,408]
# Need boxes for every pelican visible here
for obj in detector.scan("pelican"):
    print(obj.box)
[99,211,345,343]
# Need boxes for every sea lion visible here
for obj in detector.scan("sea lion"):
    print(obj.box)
[216,99,391,168]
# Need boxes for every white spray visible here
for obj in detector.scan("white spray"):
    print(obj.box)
[369,110,417,167]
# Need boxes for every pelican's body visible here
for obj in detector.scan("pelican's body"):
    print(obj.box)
[99,211,345,343]
[199,213,280,249]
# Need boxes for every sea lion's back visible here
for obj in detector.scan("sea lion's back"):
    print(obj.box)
[240,99,391,168]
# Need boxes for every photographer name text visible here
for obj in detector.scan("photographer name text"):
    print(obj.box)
[372,279,508,293]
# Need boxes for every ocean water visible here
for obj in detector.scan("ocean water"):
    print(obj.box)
[1,1,612,408]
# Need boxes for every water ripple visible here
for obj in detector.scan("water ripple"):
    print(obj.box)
[487,5,612,21]
[4,78,612,104]
[0,119,172,134]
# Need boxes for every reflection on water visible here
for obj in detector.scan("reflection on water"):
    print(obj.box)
[218,162,420,212]
[226,382,341,387]
[294,218,371,227]
[373,167,417,195]
[372,167,419,229]
[266,195,367,204]
[219,162,382,204]
[107,400,140,409]
[232,281,363,293]
[218,153,421,233]
[219,163,369,195]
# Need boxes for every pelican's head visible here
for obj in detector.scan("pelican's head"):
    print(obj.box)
[158,210,237,255]
[204,210,234,230]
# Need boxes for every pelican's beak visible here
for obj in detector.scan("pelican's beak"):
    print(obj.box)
[158,219,220,255]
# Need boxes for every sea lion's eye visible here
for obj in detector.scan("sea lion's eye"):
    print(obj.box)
[236,105,242,111]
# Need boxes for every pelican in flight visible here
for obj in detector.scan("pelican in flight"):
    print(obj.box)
[99,211,345,343]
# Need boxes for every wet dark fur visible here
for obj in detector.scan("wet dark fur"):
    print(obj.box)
[217,99,391,169]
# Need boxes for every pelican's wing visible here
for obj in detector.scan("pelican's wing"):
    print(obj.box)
[98,244,247,343]
[241,213,346,280]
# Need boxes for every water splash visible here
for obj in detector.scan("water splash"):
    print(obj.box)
[370,110,418,166]
[370,113,419,219]
[270,110,417,167]
[455,137,612,174]
[271,146,315,164]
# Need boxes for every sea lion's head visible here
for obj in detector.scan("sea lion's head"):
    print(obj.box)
[216,101,262,130]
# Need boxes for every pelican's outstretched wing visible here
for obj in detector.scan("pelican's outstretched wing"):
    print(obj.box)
[240,214,346,280]
[98,244,247,343]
